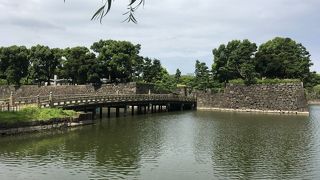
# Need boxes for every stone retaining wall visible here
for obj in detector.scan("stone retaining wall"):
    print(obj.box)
[196,83,308,112]
[0,83,158,99]
[96,83,136,95]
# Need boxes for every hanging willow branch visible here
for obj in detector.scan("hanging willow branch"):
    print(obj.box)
[64,0,145,23]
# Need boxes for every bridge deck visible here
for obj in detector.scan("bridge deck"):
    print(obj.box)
[0,94,197,111]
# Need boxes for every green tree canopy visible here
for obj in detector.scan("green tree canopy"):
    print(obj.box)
[142,58,165,83]
[154,69,177,93]
[91,40,142,83]
[255,37,313,82]
[304,72,320,88]
[0,47,5,80]
[60,46,99,85]
[212,39,257,84]
[180,75,195,87]
[0,46,29,85]
[28,45,61,85]
[194,60,212,90]
[175,68,181,83]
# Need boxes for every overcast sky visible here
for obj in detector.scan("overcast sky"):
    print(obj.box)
[0,0,319,74]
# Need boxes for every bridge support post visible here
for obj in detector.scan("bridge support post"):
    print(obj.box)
[92,108,96,120]
[131,106,134,115]
[151,104,154,113]
[158,105,161,112]
[99,106,103,119]
[124,106,128,117]
[192,103,196,110]
[166,103,170,112]
[181,103,184,111]
[144,106,147,114]
[116,107,120,117]
[107,107,111,118]
[137,106,140,114]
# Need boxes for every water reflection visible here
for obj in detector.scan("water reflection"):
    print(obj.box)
[193,111,313,179]
[0,107,319,179]
[0,115,169,180]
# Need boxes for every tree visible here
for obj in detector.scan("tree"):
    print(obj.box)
[0,47,6,80]
[180,75,195,87]
[142,58,164,83]
[141,57,153,83]
[0,46,29,85]
[313,85,320,99]
[194,60,212,90]
[91,40,142,83]
[175,69,181,83]
[304,72,320,89]
[212,39,257,84]
[28,45,61,85]
[255,37,313,82]
[152,68,178,93]
[61,46,99,84]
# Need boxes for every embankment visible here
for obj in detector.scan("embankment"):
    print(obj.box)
[0,113,93,136]
[196,83,309,114]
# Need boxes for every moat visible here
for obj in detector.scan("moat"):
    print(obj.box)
[0,106,319,179]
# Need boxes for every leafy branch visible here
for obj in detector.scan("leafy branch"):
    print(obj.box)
[64,0,145,23]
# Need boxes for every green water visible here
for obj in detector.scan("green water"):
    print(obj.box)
[0,106,319,179]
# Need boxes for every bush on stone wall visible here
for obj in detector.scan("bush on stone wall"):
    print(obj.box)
[229,78,301,85]
[0,79,7,85]
[309,85,320,99]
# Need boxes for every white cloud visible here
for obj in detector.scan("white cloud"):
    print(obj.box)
[0,0,319,74]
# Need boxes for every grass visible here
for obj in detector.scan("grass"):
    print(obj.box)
[0,106,77,124]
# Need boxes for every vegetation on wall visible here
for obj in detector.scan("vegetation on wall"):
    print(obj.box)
[0,107,77,124]
[189,37,318,96]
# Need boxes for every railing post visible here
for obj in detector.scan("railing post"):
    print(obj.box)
[9,91,14,111]
[37,95,40,108]
[49,92,53,108]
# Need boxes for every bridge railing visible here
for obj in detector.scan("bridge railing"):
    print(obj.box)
[0,99,9,111]
[50,94,195,107]
[0,93,196,111]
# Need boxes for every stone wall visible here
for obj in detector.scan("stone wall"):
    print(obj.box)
[136,83,169,94]
[0,82,160,99]
[0,86,15,99]
[96,83,137,94]
[0,85,95,98]
[196,83,308,112]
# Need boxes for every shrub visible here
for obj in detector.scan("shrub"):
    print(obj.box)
[0,107,77,124]
[229,78,301,85]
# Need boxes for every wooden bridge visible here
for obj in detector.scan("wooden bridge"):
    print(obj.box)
[0,93,197,118]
